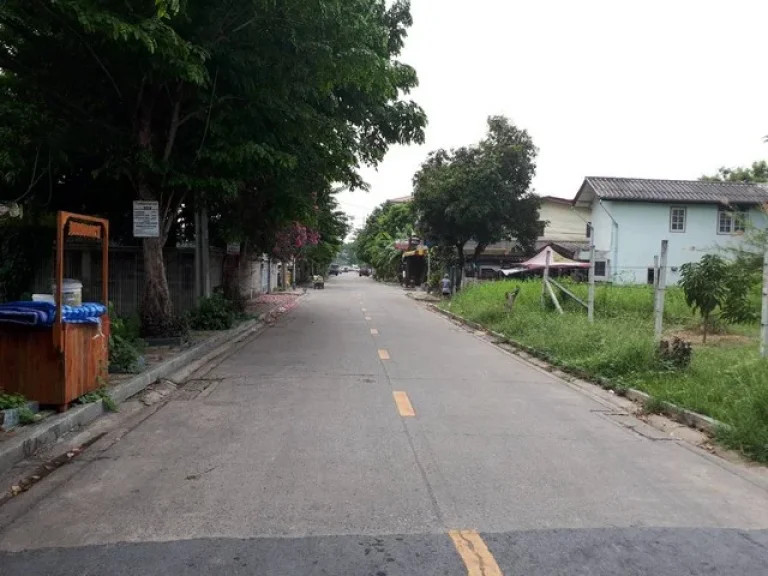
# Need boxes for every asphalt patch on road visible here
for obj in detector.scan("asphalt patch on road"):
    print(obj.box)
[0,534,463,576]
[481,527,768,576]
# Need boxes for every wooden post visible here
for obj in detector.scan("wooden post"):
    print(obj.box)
[200,204,211,297]
[760,246,768,358]
[541,250,551,308]
[654,240,668,343]
[588,244,595,322]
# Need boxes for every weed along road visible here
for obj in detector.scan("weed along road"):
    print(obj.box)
[2,274,768,575]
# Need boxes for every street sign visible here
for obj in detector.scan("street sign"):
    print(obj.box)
[133,201,159,238]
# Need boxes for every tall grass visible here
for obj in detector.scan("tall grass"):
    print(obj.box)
[445,280,768,463]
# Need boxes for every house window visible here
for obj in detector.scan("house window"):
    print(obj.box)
[670,206,686,232]
[594,261,607,277]
[586,222,592,238]
[647,268,655,285]
[718,209,748,234]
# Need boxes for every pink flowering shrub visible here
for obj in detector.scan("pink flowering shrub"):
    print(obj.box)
[273,221,320,260]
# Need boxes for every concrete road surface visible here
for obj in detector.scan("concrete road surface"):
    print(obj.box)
[2,274,768,575]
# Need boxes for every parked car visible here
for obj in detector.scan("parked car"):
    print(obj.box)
[329,264,340,276]
[359,268,371,277]
[343,266,349,273]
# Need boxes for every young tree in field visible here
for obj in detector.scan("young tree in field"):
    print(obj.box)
[679,254,728,343]
[412,116,540,289]
[0,0,426,334]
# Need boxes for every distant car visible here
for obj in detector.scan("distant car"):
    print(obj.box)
[359,268,371,277]
[329,264,340,276]
[343,266,349,273]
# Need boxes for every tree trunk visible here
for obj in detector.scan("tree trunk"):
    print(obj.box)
[703,315,708,344]
[141,237,172,332]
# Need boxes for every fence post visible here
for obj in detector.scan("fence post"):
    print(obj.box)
[654,240,668,343]
[541,250,551,308]
[760,246,768,358]
[588,244,595,322]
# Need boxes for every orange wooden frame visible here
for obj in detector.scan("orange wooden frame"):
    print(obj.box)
[53,211,110,353]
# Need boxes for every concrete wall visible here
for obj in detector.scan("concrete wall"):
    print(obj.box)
[587,201,767,284]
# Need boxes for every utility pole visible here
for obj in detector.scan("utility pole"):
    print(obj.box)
[760,246,768,358]
[654,240,668,343]
[587,243,595,322]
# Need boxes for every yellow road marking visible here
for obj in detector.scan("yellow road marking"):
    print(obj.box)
[365,316,372,321]
[362,307,367,312]
[370,328,379,335]
[392,391,415,417]
[449,530,503,576]
[378,349,390,360]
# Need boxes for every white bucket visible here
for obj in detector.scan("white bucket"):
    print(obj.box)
[52,279,83,307]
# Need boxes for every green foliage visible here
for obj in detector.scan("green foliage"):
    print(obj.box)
[701,160,768,183]
[0,219,54,302]
[445,280,768,463]
[0,390,28,410]
[413,116,540,288]
[108,304,143,373]
[17,406,42,425]
[0,0,426,331]
[77,387,118,412]
[188,293,237,331]
[679,255,728,342]
[354,201,415,280]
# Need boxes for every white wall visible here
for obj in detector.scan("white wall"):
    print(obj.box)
[540,201,590,242]
[589,201,766,284]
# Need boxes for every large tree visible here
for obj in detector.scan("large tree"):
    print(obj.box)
[354,201,414,280]
[412,116,540,289]
[0,0,426,333]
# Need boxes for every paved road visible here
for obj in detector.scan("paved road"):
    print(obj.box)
[2,275,768,574]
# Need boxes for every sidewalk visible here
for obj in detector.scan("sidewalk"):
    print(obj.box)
[0,292,302,475]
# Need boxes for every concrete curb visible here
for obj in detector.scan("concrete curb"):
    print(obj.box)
[428,304,724,436]
[0,316,265,475]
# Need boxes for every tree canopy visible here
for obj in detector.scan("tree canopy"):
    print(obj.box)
[353,201,414,280]
[0,0,426,332]
[412,116,540,287]
[701,161,768,183]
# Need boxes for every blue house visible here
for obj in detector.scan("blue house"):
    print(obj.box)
[573,177,768,284]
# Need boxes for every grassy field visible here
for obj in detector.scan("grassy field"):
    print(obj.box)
[444,279,768,463]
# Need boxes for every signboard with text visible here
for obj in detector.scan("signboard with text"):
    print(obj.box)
[133,201,159,238]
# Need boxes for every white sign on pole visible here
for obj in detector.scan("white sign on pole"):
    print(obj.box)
[133,201,160,238]
[227,243,241,255]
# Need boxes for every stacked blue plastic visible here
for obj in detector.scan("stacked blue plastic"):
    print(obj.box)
[0,301,106,327]
[61,303,107,324]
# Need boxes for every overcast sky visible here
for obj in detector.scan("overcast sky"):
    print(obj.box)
[336,0,768,233]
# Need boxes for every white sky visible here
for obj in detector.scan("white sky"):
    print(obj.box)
[336,0,768,233]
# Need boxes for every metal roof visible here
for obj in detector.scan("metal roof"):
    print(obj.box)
[578,177,768,205]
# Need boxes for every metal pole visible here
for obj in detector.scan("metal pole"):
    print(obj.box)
[760,247,768,358]
[541,250,551,308]
[427,248,431,289]
[654,240,668,343]
[587,244,595,322]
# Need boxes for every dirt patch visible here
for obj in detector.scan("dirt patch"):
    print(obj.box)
[667,329,754,347]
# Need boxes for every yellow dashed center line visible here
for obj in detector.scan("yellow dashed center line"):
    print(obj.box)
[361,308,367,312]
[370,328,379,335]
[449,530,503,576]
[378,349,390,360]
[392,391,415,417]
[365,316,372,321]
